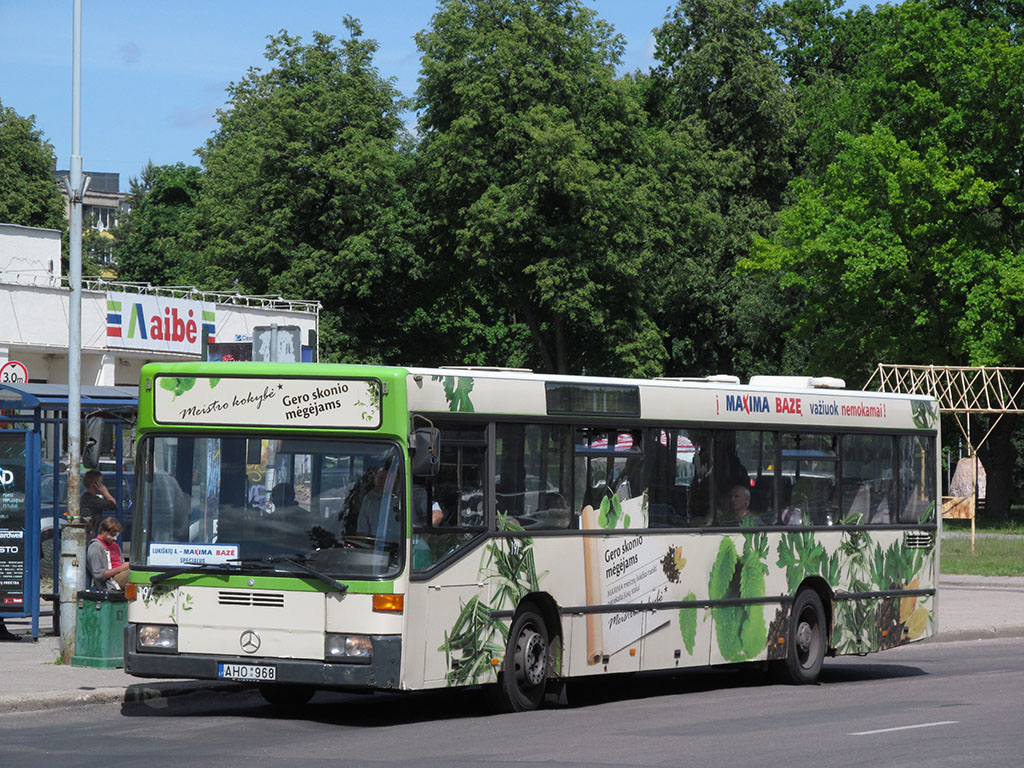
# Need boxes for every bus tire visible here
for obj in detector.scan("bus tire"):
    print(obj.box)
[786,589,826,685]
[258,683,315,708]
[497,605,549,712]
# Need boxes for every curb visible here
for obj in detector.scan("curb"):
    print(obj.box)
[0,680,245,716]
[926,626,1024,644]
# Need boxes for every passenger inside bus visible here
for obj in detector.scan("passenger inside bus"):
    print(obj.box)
[412,483,444,527]
[718,484,752,525]
[356,463,400,537]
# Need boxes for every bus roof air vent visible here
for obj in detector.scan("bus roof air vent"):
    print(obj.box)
[809,376,846,389]
[748,375,846,389]
[438,366,534,374]
[656,375,741,385]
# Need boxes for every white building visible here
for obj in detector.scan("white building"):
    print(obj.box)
[0,222,320,386]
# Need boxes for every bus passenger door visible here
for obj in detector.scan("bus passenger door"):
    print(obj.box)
[408,423,490,687]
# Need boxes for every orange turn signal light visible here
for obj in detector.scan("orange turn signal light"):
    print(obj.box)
[124,583,137,601]
[372,594,404,613]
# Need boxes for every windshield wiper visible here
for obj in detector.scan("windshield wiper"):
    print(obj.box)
[149,560,275,584]
[229,556,348,594]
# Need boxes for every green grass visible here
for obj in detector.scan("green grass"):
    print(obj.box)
[941,536,1024,577]
[943,504,1024,536]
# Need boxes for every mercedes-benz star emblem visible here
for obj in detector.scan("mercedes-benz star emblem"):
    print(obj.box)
[240,630,261,654]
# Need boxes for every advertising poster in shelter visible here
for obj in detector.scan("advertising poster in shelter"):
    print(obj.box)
[0,434,26,612]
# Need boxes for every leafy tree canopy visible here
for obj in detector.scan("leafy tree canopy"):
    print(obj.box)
[415,0,665,375]
[651,0,796,205]
[0,98,65,231]
[193,18,423,363]
[748,0,1024,383]
[114,161,203,285]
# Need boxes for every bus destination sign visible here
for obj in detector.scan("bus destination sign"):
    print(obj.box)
[153,375,381,429]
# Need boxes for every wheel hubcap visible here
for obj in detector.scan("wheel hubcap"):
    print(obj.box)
[516,627,547,687]
[796,620,812,653]
[795,611,817,667]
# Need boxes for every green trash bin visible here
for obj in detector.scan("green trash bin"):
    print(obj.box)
[71,590,127,669]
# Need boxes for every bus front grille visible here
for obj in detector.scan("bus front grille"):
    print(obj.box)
[218,590,286,608]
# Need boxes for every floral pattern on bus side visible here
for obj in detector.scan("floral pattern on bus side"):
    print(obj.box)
[771,525,935,656]
[438,515,546,686]
[137,583,191,623]
[910,400,937,430]
[704,532,770,661]
[431,375,475,413]
[159,376,197,399]
[671,524,936,663]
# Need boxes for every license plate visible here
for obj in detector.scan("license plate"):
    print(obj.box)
[218,663,276,681]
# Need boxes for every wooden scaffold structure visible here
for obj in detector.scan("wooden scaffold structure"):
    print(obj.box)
[865,364,1024,550]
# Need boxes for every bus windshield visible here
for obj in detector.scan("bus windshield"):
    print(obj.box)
[136,435,404,579]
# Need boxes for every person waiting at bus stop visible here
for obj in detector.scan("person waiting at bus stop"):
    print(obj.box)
[81,469,117,539]
[87,516,129,591]
[0,617,21,642]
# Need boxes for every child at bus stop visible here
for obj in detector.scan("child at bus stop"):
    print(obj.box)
[87,516,130,591]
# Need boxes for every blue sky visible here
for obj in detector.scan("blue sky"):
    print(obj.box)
[0,1,674,192]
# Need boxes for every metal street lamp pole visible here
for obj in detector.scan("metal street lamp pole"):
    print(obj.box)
[60,0,88,664]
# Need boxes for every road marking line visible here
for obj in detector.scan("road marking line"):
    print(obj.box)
[850,721,958,736]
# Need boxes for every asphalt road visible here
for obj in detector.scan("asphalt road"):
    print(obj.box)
[4,638,1022,767]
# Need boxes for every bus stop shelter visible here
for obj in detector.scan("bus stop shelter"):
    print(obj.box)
[0,382,137,638]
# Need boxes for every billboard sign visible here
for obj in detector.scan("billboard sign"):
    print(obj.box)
[106,291,215,354]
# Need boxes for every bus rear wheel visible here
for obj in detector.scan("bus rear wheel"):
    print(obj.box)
[786,589,826,685]
[497,605,549,712]
[258,683,315,708]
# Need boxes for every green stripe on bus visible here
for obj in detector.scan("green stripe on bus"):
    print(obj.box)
[131,572,397,594]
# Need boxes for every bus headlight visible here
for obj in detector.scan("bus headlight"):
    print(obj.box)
[137,625,177,652]
[325,633,372,664]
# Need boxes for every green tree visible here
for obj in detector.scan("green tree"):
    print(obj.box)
[415,0,662,375]
[652,0,796,206]
[0,98,65,230]
[194,18,422,363]
[750,1,1024,518]
[766,1,880,180]
[644,0,801,377]
[113,162,202,285]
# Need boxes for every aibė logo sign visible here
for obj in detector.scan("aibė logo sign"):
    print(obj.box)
[105,291,215,354]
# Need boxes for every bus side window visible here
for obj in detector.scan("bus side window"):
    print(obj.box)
[649,429,693,527]
[574,428,646,528]
[412,423,488,571]
[684,430,714,525]
[781,433,838,526]
[840,434,894,525]
[495,424,572,530]
[897,434,935,524]
[737,430,777,525]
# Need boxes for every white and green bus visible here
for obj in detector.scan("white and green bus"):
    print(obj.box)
[125,363,939,710]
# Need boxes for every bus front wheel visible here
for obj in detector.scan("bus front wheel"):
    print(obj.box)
[497,605,549,712]
[786,589,826,684]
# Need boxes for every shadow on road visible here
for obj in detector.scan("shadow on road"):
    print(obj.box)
[119,657,926,725]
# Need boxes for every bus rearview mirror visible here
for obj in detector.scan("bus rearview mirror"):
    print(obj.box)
[410,427,440,477]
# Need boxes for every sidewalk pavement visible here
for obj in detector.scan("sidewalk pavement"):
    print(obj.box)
[2,575,1023,715]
